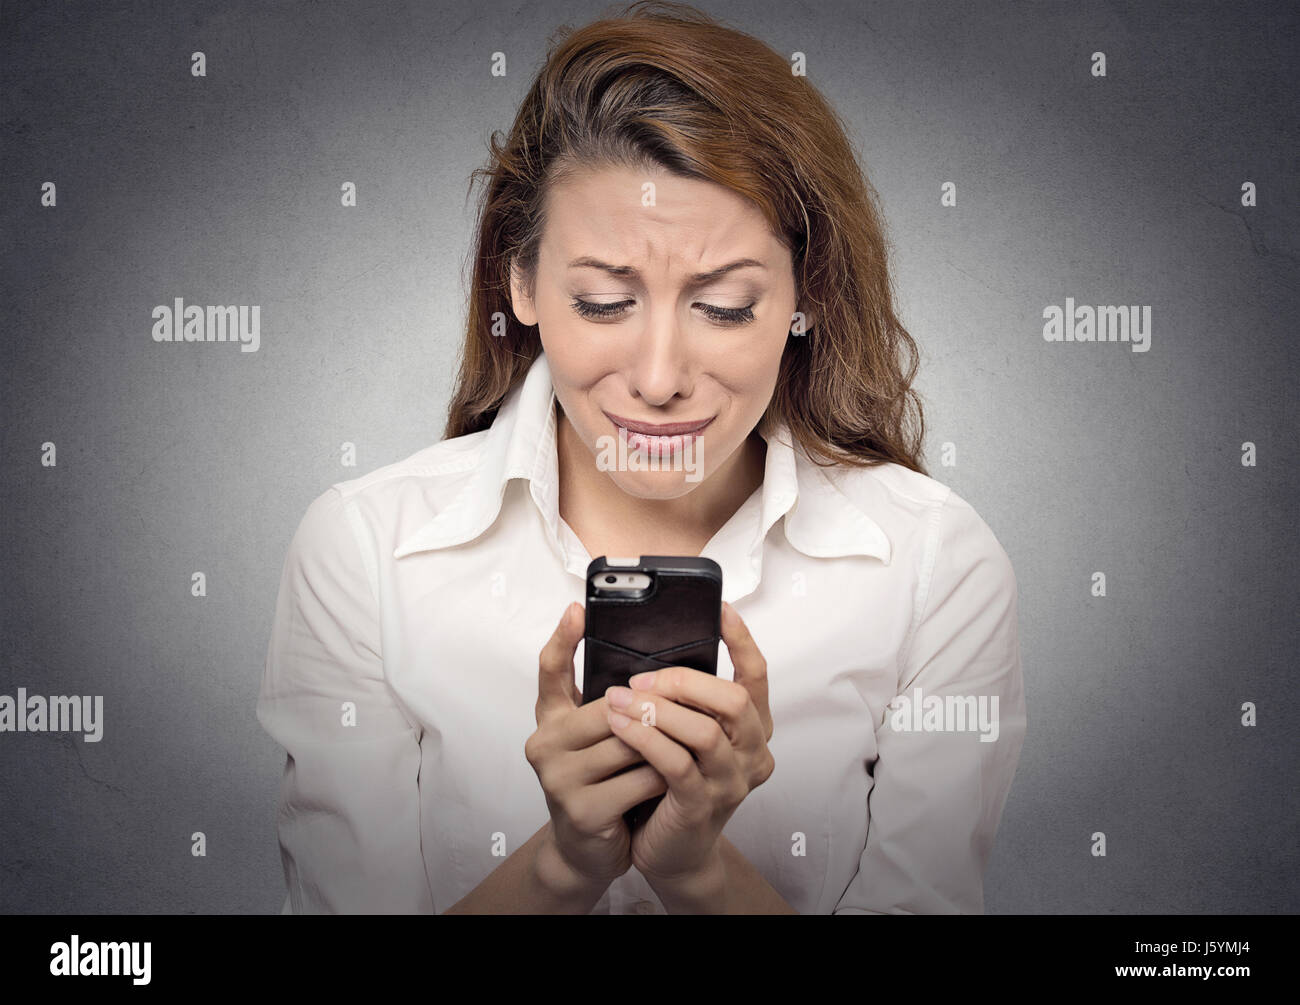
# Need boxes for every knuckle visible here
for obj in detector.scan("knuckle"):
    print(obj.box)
[525,728,555,770]
[665,749,694,784]
[724,685,749,718]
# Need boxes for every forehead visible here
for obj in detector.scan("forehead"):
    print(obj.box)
[540,163,782,266]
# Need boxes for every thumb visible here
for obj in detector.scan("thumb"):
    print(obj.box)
[536,601,584,724]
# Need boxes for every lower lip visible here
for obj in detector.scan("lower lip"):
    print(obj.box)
[613,419,710,456]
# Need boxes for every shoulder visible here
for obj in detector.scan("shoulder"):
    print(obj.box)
[332,427,489,499]
[822,459,1016,588]
[284,428,491,570]
[821,458,950,516]
[314,428,491,525]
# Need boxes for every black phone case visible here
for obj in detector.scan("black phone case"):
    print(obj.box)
[581,555,723,831]
[581,555,722,703]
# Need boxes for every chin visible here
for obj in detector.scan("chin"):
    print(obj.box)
[606,468,707,498]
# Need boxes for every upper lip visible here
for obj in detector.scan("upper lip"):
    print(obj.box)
[604,411,715,436]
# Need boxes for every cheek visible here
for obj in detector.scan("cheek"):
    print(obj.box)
[539,316,626,377]
[550,360,616,415]
[712,329,787,397]
[537,323,606,389]
[538,353,607,442]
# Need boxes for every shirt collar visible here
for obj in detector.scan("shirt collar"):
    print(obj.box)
[393,351,891,598]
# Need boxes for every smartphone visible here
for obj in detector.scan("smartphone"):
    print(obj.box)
[581,555,723,830]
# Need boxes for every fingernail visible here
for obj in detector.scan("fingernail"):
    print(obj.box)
[606,685,633,709]
[629,671,657,690]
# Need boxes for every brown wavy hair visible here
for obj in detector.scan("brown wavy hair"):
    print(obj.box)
[443,0,927,475]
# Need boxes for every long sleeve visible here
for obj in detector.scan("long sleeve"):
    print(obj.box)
[833,489,1027,914]
[256,487,435,914]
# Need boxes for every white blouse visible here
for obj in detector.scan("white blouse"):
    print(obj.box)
[257,350,1026,914]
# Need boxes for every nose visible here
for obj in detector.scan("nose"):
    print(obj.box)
[625,311,693,407]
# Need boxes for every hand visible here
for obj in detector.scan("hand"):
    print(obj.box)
[606,601,775,886]
[524,602,670,887]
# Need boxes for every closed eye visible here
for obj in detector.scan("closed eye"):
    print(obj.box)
[570,298,756,325]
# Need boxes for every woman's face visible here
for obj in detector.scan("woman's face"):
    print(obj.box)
[509,163,808,500]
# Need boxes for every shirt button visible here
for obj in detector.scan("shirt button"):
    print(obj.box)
[632,900,658,915]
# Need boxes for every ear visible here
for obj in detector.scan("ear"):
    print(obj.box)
[793,305,816,333]
[509,257,538,327]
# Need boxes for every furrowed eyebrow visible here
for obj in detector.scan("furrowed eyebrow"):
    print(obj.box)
[566,257,767,284]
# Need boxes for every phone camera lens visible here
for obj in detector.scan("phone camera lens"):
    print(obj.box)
[604,575,617,584]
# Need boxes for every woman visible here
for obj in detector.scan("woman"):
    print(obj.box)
[257,0,1026,914]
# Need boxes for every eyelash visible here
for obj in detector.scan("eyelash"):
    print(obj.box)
[570,298,756,325]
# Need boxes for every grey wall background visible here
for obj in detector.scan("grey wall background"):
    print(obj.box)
[2,0,1296,913]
